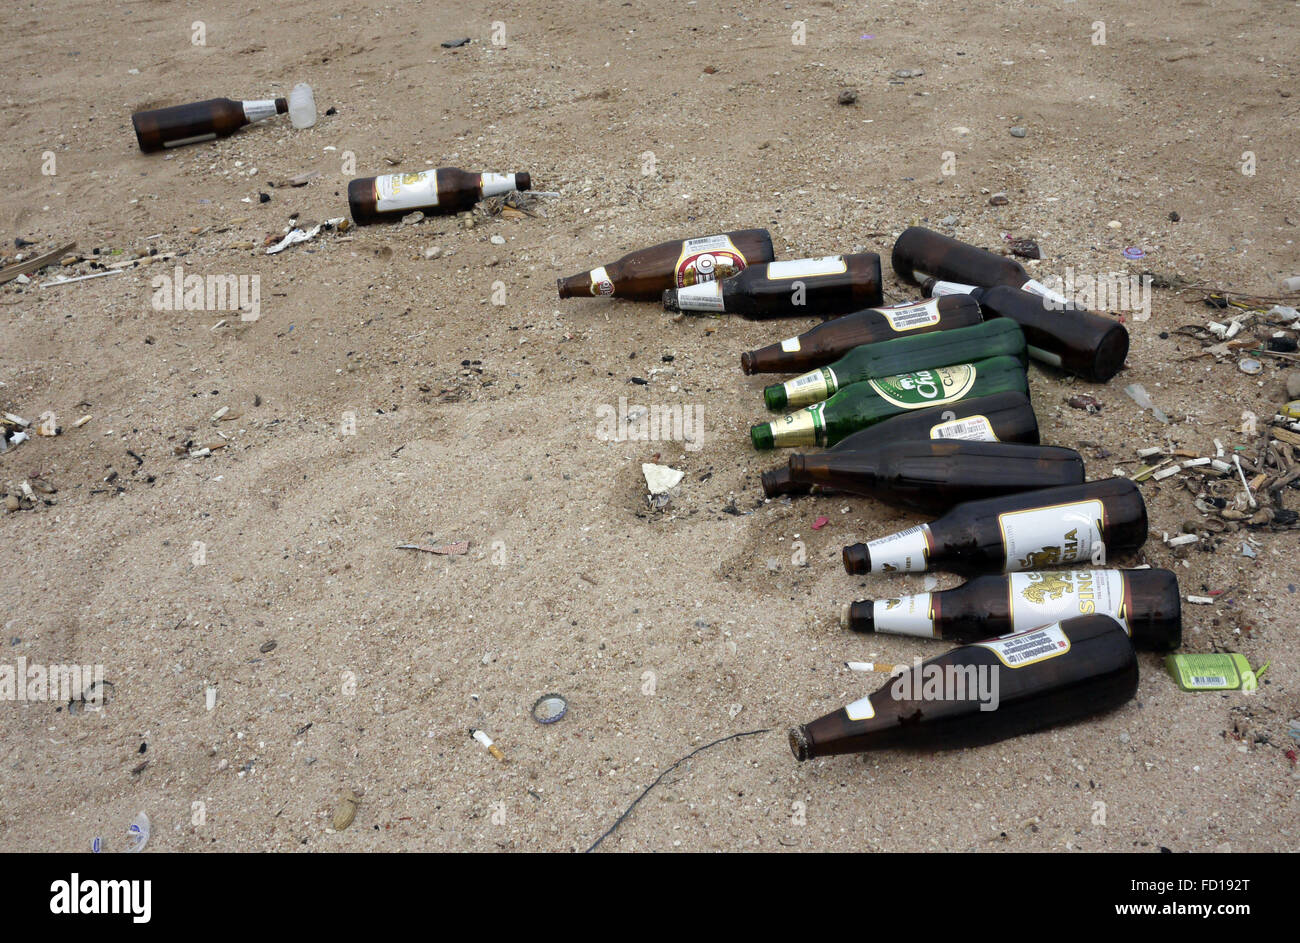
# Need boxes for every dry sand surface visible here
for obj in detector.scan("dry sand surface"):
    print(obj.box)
[1,0,1298,853]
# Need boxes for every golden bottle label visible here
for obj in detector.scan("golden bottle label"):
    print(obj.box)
[769,403,824,447]
[974,623,1071,668]
[782,367,837,408]
[375,170,439,212]
[868,363,976,409]
[674,234,747,288]
[998,500,1105,572]
[1008,570,1129,634]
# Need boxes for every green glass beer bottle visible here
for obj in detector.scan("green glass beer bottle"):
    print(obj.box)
[763,319,1026,410]
[760,391,1039,498]
[750,355,1028,450]
[842,567,1181,651]
[740,295,983,375]
[789,614,1139,759]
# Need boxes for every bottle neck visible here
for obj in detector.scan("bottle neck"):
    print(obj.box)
[241,99,284,123]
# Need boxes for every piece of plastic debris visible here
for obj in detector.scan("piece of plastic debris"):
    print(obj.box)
[1165,653,1259,692]
[441,37,471,47]
[812,515,829,530]
[332,790,358,830]
[40,270,123,288]
[1238,358,1262,375]
[396,541,469,555]
[1210,459,1233,473]
[125,812,150,853]
[1186,595,1214,604]
[470,728,507,761]
[1207,321,1228,338]
[1233,454,1258,508]
[1124,383,1170,423]
[531,693,568,724]
[1122,247,1146,260]
[1241,543,1257,559]
[1166,534,1198,547]
[205,686,217,711]
[91,837,102,853]
[642,462,683,495]
[288,83,316,129]
[266,217,346,255]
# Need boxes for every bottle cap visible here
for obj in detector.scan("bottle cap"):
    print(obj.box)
[750,424,774,450]
[763,384,787,411]
[288,83,316,129]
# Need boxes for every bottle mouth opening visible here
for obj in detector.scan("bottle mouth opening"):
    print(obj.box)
[788,726,811,762]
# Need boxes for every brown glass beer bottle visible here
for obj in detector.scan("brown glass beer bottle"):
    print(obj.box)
[740,294,982,375]
[760,391,1039,498]
[557,230,775,301]
[925,282,1129,382]
[841,477,1148,576]
[891,226,1066,302]
[786,440,1082,514]
[133,97,287,152]
[347,168,532,224]
[789,614,1139,759]
[842,567,1181,651]
[662,253,882,319]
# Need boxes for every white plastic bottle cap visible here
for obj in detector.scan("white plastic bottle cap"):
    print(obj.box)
[288,83,316,129]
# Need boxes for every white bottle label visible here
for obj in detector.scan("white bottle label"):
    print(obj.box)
[929,415,997,441]
[998,499,1105,571]
[974,623,1071,668]
[867,524,932,573]
[375,170,440,212]
[589,265,614,296]
[873,593,937,638]
[780,336,801,352]
[1008,570,1129,634]
[673,280,726,311]
[928,279,978,296]
[877,298,942,331]
[845,692,876,721]
[1021,277,1069,306]
[479,172,518,198]
[766,256,848,280]
[241,99,279,123]
[675,234,747,287]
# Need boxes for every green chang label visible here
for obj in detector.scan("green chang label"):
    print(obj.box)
[867,363,976,409]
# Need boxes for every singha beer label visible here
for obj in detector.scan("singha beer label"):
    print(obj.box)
[867,524,932,573]
[998,500,1105,571]
[873,593,937,638]
[877,298,943,332]
[929,414,997,441]
[674,234,747,288]
[868,363,977,409]
[375,171,440,212]
[974,623,1072,668]
[1008,570,1128,633]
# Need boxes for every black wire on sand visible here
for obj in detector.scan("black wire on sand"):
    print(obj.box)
[583,727,772,853]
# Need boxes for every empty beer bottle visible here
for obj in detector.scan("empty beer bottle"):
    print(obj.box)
[557,230,774,300]
[788,614,1138,759]
[750,354,1028,450]
[760,391,1039,498]
[348,168,532,225]
[786,440,1083,513]
[662,253,883,319]
[841,477,1148,576]
[925,281,1129,382]
[843,567,1181,651]
[892,226,1067,303]
[740,295,982,375]
[133,96,288,152]
[763,319,1026,411]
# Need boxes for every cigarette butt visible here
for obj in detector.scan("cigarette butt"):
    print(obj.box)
[72,415,92,428]
[845,661,899,673]
[470,728,507,762]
